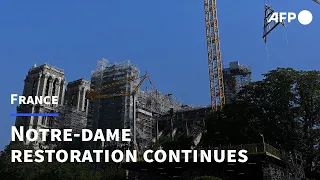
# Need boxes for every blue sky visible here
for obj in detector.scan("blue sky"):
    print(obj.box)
[0,0,319,150]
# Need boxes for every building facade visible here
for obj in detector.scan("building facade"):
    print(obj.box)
[87,59,185,150]
[15,61,216,151]
[57,79,90,134]
[15,64,92,149]
[15,64,66,146]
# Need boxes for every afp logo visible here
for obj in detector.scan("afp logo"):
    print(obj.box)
[267,10,313,25]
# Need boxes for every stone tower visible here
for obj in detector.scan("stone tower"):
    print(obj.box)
[57,79,90,134]
[64,79,90,113]
[15,64,66,145]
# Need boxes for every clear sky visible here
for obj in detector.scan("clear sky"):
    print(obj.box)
[0,0,319,150]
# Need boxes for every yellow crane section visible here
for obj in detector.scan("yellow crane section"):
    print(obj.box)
[204,0,225,112]
[86,72,154,152]
[86,75,137,100]
[86,72,154,100]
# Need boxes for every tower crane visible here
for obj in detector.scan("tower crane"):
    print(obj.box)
[204,0,225,112]
[207,0,319,111]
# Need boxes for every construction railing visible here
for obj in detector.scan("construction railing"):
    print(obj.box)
[214,143,281,160]
[128,143,283,163]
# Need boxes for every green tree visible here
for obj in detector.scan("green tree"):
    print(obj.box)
[0,141,39,180]
[201,68,320,174]
[237,68,300,150]
[0,142,102,180]
[296,70,320,173]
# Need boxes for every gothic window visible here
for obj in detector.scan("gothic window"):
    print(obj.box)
[71,93,75,106]
[33,116,38,125]
[48,117,53,127]
[60,81,64,101]
[45,76,53,96]
[41,117,46,125]
[45,80,50,96]
[51,79,58,107]
[52,81,56,96]
[84,99,87,112]
[31,78,37,96]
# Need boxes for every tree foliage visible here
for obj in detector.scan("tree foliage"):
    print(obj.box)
[201,68,320,173]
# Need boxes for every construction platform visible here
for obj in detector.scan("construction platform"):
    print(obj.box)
[122,143,305,180]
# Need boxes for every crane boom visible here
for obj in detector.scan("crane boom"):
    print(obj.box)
[133,72,153,93]
[87,72,153,100]
[86,75,137,100]
[204,0,225,111]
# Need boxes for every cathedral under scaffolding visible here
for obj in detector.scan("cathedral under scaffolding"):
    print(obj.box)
[85,59,253,150]
[87,59,184,150]
[15,61,309,179]
[15,60,253,151]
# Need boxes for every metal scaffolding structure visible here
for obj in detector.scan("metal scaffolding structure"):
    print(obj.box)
[87,59,140,149]
[135,91,184,149]
[87,59,186,150]
[223,61,252,104]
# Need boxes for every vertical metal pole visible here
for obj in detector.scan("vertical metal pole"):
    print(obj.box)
[260,133,266,152]
[156,114,159,143]
[185,114,189,136]
[170,108,173,141]
[132,94,136,147]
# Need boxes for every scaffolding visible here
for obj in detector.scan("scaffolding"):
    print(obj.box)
[88,59,140,149]
[135,89,184,149]
[88,59,186,150]
[223,61,252,104]
[137,91,183,114]
[152,105,211,148]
